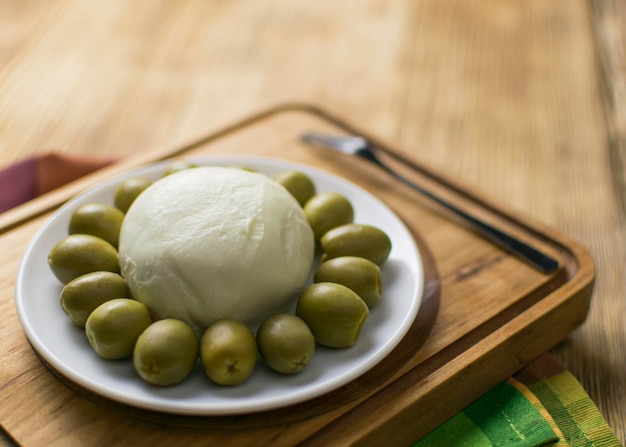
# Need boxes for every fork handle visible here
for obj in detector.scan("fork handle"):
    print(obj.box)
[356,147,559,273]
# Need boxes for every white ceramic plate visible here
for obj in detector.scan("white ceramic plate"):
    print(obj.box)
[15,155,423,415]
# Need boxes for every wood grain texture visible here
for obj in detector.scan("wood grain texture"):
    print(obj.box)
[585,0,626,438]
[0,0,623,443]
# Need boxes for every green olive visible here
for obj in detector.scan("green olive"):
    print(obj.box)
[200,319,257,386]
[68,203,125,248]
[273,170,316,207]
[85,298,152,360]
[48,234,120,284]
[114,177,152,213]
[256,313,315,374]
[133,319,199,386]
[303,192,354,240]
[320,223,392,265]
[314,256,382,308]
[296,282,369,348]
[60,271,130,327]
[163,159,198,176]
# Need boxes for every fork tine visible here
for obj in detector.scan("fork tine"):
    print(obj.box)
[300,132,367,154]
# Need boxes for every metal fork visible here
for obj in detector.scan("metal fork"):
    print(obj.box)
[301,131,559,273]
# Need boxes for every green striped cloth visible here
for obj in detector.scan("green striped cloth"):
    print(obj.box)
[414,355,622,446]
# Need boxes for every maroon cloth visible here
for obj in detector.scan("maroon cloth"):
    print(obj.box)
[0,153,115,213]
[0,157,39,213]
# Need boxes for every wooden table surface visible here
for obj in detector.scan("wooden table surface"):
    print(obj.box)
[1,0,624,444]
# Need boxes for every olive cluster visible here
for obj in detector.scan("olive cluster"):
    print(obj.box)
[46,160,392,388]
[279,171,392,349]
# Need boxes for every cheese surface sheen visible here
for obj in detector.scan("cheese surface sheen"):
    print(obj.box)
[119,166,315,332]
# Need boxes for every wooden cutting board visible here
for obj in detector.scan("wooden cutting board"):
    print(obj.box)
[0,103,594,446]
